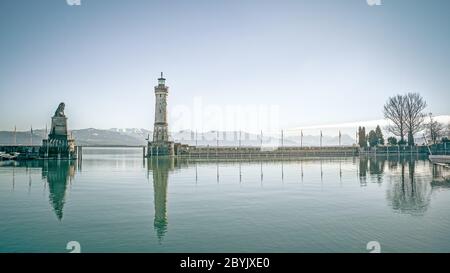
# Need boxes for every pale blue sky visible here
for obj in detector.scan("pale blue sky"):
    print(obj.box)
[1,0,449,132]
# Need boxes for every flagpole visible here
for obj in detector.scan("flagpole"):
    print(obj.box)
[320,130,322,148]
[301,130,303,148]
[260,130,263,147]
[239,131,241,147]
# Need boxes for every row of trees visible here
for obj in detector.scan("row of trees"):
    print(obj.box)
[357,92,448,148]
[383,93,427,146]
[359,120,449,148]
[358,125,384,148]
[383,117,450,146]
[425,114,448,144]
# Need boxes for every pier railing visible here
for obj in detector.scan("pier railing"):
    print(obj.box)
[172,145,359,158]
[360,143,448,156]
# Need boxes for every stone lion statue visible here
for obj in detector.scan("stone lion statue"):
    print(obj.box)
[54,102,65,117]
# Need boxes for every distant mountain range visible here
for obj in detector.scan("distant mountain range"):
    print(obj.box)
[2,114,448,146]
[0,128,355,147]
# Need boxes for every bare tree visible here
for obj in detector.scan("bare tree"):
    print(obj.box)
[404,93,427,146]
[383,95,406,143]
[446,123,450,139]
[425,113,444,144]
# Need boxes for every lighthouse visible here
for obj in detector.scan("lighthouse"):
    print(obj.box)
[153,72,169,142]
[148,73,174,156]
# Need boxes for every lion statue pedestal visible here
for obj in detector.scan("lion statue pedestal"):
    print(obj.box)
[41,103,76,159]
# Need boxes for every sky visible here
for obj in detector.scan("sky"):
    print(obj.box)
[1,0,449,134]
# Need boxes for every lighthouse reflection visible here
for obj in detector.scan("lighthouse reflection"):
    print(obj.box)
[147,157,175,243]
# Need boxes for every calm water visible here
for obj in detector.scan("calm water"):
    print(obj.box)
[1,148,450,253]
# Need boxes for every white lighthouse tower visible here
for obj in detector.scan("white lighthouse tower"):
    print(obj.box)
[153,72,169,142]
[148,73,174,156]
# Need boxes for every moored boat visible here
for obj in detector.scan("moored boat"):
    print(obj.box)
[429,155,450,165]
[0,152,18,161]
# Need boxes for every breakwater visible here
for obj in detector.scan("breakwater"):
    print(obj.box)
[2,143,448,161]
[179,145,358,158]
[0,145,81,160]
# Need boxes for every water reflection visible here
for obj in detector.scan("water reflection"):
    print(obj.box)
[1,154,449,240]
[359,157,368,186]
[358,157,449,215]
[147,157,180,242]
[385,158,432,215]
[431,164,450,189]
[0,160,76,220]
[41,160,76,220]
[359,156,385,185]
[144,156,450,240]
